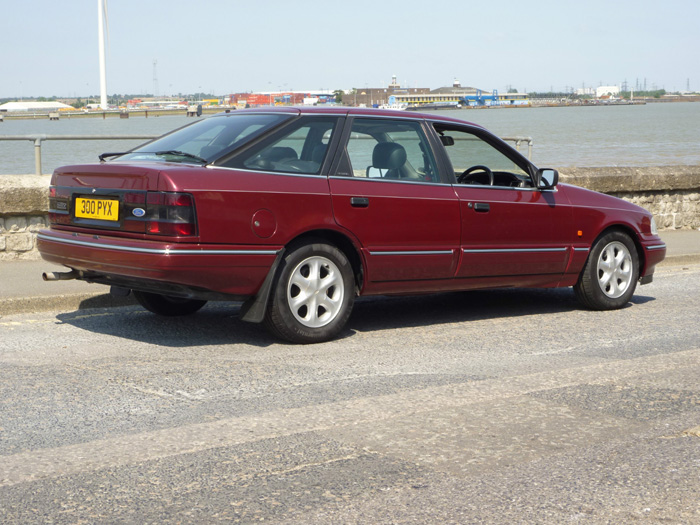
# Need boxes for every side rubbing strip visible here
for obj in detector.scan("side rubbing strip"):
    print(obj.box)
[369,250,454,256]
[462,247,568,254]
[37,233,279,256]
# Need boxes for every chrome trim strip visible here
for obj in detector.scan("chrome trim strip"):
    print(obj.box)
[328,175,540,190]
[573,247,590,252]
[646,244,667,251]
[36,233,279,256]
[369,250,454,256]
[328,175,450,187]
[207,165,326,179]
[162,249,279,255]
[454,184,540,192]
[462,247,568,254]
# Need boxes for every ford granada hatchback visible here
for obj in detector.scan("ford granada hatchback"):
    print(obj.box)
[38,107,666,343]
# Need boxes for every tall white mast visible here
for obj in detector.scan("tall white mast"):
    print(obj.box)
[98,0,108,109]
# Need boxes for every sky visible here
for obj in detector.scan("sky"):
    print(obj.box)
[2,0,699,99]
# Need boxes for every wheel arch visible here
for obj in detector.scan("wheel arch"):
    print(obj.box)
[590,223,646,275]
[286,229,364,293]
[574,223,643,310]
[239,228,364,324]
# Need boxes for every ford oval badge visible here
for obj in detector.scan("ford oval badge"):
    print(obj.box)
[132,208,146,218]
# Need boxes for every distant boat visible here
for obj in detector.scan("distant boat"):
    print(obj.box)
[378,103,408,111]
[583,99,647,106]
[405,101,464,111]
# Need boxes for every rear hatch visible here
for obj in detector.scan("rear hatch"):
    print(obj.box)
[49,163,197,238]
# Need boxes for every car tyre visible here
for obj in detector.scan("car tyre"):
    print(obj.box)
[574,230,639,310]
[265,241,355,344]
[133,290,207,316]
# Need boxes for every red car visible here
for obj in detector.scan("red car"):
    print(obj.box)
[38,107,666,343]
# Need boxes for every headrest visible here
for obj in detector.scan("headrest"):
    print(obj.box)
[311,144,327,163]
[372,142,407,170]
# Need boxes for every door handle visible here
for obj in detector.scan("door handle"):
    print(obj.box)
[473,202,490,212]
[350,197,369,208]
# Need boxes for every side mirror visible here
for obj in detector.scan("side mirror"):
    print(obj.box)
[440,135,455,146]
[536,168,559,189]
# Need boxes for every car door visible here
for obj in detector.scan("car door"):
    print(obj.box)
[329,117,460,288]
[430,123,573,282]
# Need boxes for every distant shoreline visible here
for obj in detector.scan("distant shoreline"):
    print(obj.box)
[0,107,224,121]
[1,98,699,121]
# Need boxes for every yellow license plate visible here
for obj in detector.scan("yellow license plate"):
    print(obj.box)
[75,197,119,221]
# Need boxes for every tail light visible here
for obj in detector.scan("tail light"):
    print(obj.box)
[145,192,197,237]
[48,186,71,225]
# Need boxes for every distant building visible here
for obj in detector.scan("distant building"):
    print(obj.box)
[226,76,430,108]
[596,86,620,98]
[352,75,430,107]
[227,92,319,108]
[0,101,74,112]
[392,79,529,108]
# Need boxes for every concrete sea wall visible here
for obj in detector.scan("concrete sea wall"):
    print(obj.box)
[1,175,52,260]
[1,167,699,260]
[559,166,700,230]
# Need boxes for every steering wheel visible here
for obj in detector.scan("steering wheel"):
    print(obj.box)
[457,165,494,185]
[248,156,275,170]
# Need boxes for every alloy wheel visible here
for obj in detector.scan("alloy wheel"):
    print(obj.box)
[596,241,633,298]
[286,255,345,328]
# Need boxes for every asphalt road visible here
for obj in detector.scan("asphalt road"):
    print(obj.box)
[1,264,700,523]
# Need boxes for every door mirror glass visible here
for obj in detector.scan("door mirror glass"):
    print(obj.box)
[538,168,559,189]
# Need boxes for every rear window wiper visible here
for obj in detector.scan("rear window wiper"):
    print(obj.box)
[154,150,208,164]
[99,152,128,161]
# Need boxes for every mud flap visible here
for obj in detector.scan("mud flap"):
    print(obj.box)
[239,249,285,323]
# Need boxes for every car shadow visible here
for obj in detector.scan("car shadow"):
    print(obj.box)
[56,288,656,347]
[629,294,656,305]
[56,302,279,348]
[346,287,580,335]
[344,288,656,337]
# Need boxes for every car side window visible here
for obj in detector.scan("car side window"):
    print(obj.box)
[434,125,532,188]
[224,117,338,175]
[342,118,438,182]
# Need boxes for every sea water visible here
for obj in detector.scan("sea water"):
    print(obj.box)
[437,102,700,168]
[0,102,698,174]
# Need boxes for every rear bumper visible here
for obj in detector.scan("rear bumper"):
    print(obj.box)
[37,229,281,298]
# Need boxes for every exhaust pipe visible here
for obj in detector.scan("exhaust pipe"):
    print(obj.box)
[42,269,80,281]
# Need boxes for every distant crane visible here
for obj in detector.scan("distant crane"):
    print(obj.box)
[153,60,159,97]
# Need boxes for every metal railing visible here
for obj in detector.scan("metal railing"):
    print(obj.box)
[503,137,534,160]
[0,134,533,177]
[0,134,159,175]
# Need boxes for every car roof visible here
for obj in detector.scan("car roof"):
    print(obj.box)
[213,106,484,129]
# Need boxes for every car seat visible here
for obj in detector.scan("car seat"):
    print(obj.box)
[369,142,407,179]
